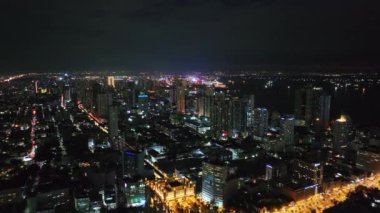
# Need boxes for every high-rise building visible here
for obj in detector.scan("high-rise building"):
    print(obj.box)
[123,150,145,178]
[244,94,255,131]
[109,105,119,140]
[185,95,196,114]
[96,93,111,118]
[204,87,214,118]
[292,159,323,185]
[253,108,268,140]
[63,86,71,103]
[265,163,286,181]
[317,94,331,130]
[176,84,186,114]
[280,115,295,148]
[332,115,349,154]
[294,87,315,127]
[228,97,244,137]
[124,177,146,208]
[169,85,176,107]
[210,92,228,138]
[35,80,39,94]
[107,76,115,88]
[201,161,228,208]
[92,82,102,107]
[84,86,94,109]
[197,95,205,116]
[126,80,136,108]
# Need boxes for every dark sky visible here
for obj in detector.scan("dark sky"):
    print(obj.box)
[1,0,380,72]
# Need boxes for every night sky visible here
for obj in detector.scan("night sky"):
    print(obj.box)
[1,0,380,72]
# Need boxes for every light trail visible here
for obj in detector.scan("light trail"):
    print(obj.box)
[1,74,25,82]
[77,103,108,134]
[24,108,37,161]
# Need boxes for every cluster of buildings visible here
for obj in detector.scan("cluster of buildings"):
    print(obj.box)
[0,72,379,212]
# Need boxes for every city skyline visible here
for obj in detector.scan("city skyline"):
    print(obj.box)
[1,1,380,213]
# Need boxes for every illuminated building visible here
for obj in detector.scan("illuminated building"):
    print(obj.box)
[74,191,90,212]
[28,184,71,212]
[210,92,228,139]
[137,92,149,108]
[146,176,198,212]
[280,115,295,148]
[124,177,146,208]
[201,161,228,208]
[332,115,349,154]
[244,94,255,131]
[92,82,102,111]
[103,186,117,210]
[197,95,205,116]
[64,86,71,103]
[89,192,102,213]
[35,80,39,94]
[185,94,196,114]
[176,83,186,114]
[204,87,214,118]
[96,93,111,118]
[82,82,94,109]
[292,159,323,185]
[265,162,287,181]
[253,108,268,140]
[265,164,273,180]
[107,76,115,88]
[228,97,244,137]
[108,105,119,141]
[294,87,314,127]
[123,150,145,178]
[168,85,176,107]
[125,80,136,108]
[318,94,331,130]
[0,188,23,206]
[197,86,214,118]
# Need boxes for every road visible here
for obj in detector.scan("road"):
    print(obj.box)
[23,108,37,161]
[261,173,380,213]
[77,102,109,134]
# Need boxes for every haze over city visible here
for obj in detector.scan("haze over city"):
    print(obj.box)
[1,0,380,72]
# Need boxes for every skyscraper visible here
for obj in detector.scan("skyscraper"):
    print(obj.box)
[63,86,71,103]
[204,87,214,118]
[34,80,39,94]
[96,92,111,118]
[201,161,228,208]
[123,150,145,178]
[169,85,176,107]
[294,87,315,127]
[92,82,102,112]
[244,94,255,131]
[292,159,323,185]
[107,76,115,88]
[197,95,205,117]
[126,80,136,108]
[253,108,268,140]
[318,94,331,130]
[210,92,228,138]
[332,115,349,154]
[176,84,186,114]
[109,105,119,140]
[228,97,244,137]
[280,115,295,148]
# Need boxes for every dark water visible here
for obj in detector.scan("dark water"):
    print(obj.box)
[223,77,380,127]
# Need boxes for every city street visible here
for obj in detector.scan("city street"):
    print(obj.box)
[263,174,380,213]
